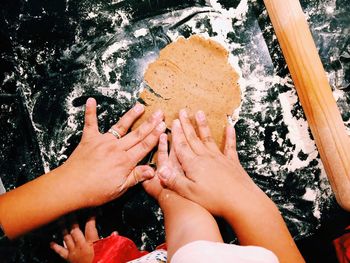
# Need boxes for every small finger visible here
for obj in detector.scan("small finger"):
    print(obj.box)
[118,110,164,150]
[195,111,220,153]
[127,121,166,164]
[50,242,69,259]
[179,109,206,154]
[172,119,196,167]
[85,217,99,243]
[169,141,183,173]
[83,98,99,138]
[157,165,193,196]
[124,165,155,188]
[70,224,87,247]
[157,133,168,167]
[224,125,239,160]
[62,230,75,251]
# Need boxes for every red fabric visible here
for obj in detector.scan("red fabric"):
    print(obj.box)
[333,226,350,263]
[155,243,167,251]
[93,232,149,263]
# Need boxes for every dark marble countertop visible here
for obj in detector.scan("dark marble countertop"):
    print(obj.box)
[0,0,349,262]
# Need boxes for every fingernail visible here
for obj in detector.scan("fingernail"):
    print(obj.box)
[158,166,171,180]
[134,104,144,113]
[152,110,163,119]
[173,119,180,127]
[180,109,188,118]
[156,121,166,131]
[160,133,167,143]
[196,111,206,122]
[86,97,95,106]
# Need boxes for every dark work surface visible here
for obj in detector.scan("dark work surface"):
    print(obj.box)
[0,0,349,262]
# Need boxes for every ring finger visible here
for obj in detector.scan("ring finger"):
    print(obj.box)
[118,110,164,150]
[107,103,145,139]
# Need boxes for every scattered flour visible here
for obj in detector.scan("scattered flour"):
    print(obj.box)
[303,188,317,202]
[101,40,131,61]
[134,28,148,38]
[278,90,318,171]
[13,0,342,240]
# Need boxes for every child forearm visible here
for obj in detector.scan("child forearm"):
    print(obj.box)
[223,196,305,263]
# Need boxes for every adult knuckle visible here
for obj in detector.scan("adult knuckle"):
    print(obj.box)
[147,115,155,124]
[135,128,145,140]
[198,119,208,127]
[84,119,92,127]
[188,132,198,142]
[202,136,214,143]
[85,109,92,116]
[179,140,188,148]
[115,124,127,134]
[141,140,151,150]
[152,124,162,134]
[158,148,167,155]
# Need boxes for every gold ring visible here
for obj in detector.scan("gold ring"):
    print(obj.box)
[108,128,122,139]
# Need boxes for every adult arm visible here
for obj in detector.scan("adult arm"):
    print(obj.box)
[0,98,165,239]
[157,110,305,263]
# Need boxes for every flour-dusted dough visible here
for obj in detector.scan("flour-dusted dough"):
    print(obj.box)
[135,35,241,147]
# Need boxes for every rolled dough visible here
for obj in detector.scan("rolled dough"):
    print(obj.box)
[134,35,241,147]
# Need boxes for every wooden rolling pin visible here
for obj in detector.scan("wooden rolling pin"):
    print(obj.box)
[263,0,350,211]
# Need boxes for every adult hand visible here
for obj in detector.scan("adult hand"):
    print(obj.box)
[61,98,166,207]
[157,110,273,218]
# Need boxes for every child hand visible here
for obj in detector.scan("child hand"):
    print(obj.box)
[51,217,99,263]
[142,133,185,200]
[157,110,274,218]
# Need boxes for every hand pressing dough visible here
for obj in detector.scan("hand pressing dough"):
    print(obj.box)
[134,35,241,147]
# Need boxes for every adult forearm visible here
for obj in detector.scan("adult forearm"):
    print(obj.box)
[224,197,305,263]
[0,99,163,239]
[0,164,85,239]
